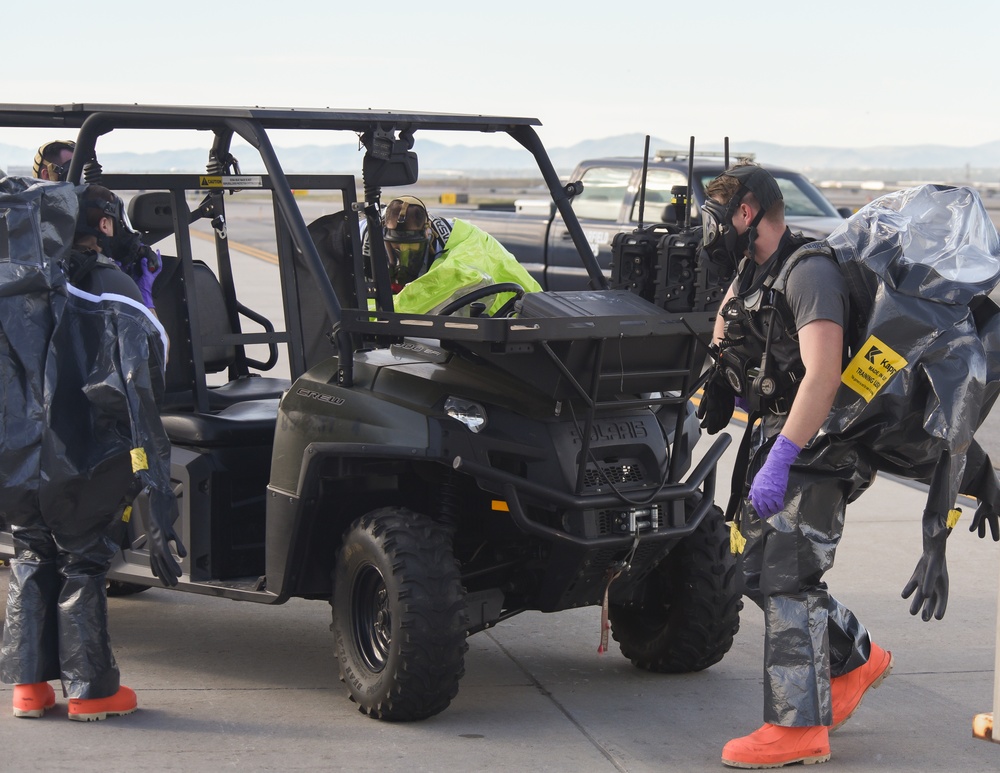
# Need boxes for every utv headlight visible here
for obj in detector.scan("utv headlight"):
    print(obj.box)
[444,396,488,433]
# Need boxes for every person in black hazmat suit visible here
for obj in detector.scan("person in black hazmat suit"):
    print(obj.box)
[698,166,1000,768]
[0,182,186,721]
[697,164,889,768]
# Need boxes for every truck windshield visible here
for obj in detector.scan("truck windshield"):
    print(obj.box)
[629,169,687,223]
[572,167,631,221]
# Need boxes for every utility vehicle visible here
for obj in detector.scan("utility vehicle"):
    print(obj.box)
[0,104,737,720]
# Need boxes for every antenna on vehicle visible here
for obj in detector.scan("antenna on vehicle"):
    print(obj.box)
[684,136,695,229]
[724,137,730,169]
[637,134,651,230]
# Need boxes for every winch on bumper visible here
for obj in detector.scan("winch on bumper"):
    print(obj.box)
[453,431,730,612]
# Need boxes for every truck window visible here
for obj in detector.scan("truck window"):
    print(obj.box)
[630,169,687,222]
[572,167,631,221]
[774,175,840,218]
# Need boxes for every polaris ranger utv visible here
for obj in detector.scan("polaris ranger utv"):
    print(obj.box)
[0,104,738,720]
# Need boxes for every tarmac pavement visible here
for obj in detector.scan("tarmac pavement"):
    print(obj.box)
[2,438,998,772]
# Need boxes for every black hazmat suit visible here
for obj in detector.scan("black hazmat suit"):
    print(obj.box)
[0,177,181,698]
[711,184,1000,728]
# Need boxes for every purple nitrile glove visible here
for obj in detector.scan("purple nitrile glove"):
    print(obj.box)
[734,395,749,411]
[748,435,801,518]
[135,252,161,309]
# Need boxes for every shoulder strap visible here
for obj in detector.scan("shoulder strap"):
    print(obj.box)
[770,240,834,295]
[65,249,101,283]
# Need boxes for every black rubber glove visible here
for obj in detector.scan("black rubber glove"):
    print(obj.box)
[971,501,1000,542]
[697,368,736,435]
[142,486,187,587]
[901,510,950,621]
[961,441,1000,541]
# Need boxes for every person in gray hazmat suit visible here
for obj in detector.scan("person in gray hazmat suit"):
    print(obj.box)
[696,165,1000,768]
[0,178,185,721]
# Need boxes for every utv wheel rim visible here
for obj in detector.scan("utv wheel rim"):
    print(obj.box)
[352,564,391,673]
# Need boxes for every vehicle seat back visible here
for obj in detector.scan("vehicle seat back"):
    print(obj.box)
[154,257,233,391]
[296,211,362,370]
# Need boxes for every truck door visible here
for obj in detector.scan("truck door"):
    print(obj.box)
[545,166,631,291]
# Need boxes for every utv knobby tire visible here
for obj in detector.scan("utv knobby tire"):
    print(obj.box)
[609,504,741,672]
[332,507,468,721]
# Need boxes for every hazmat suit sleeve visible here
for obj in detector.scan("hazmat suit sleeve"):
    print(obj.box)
[100,288,187,586]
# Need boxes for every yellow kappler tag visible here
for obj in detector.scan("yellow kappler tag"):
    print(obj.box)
[841,335,908,403]
[947,508,962,529]
[130,447,149,473]
[122,505,132,524]
[729,521,746,555]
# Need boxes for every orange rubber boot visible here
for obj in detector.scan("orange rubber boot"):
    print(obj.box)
[830,642,893,731]
[67,685,137,722]
[722,724,830,768]
[13,682,57,718]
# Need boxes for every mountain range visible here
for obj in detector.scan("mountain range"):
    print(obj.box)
[3,133,999,181]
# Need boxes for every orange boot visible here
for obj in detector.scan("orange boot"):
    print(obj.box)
[830,642,893,731]
[13,682,57,718]
[722,724,830,768]
[67,685,137,722]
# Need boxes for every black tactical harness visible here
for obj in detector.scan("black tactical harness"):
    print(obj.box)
[716,232,836,519]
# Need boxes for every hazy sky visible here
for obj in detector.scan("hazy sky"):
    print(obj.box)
[3,0,997,153]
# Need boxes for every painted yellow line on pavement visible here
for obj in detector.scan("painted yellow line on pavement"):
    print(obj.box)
[191,229,279,265]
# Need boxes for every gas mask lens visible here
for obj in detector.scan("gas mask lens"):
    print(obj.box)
[387,236,428,286]
[702,199,728,250]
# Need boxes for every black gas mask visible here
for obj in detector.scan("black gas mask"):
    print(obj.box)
[702,194,750,275]
[383,196,432,290]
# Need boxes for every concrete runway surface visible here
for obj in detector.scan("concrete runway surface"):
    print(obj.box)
[1,438,998,772]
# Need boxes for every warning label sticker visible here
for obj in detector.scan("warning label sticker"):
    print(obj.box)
[841,335,907,402]
[198,175,263,189]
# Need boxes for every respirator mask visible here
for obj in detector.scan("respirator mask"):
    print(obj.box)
[702,194,749,275]
[383,196,431,289]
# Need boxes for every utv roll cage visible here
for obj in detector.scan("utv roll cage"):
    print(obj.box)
[0,104,608,373]
[0,102,729,560]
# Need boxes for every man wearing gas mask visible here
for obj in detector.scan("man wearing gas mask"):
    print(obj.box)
[364,195,539,315]
[70,186,161,311]
[360,195,451,293]
[33,140,76,182]
[698,164,891,768]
